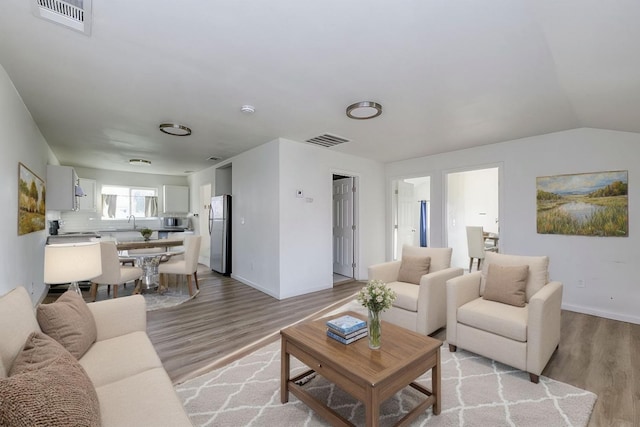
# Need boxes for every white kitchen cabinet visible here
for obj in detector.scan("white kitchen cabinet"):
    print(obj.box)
[163,185,189,213]
[46,165,81,211]
[78,178,97,211]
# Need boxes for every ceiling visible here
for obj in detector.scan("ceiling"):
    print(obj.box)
[1,1,639,176]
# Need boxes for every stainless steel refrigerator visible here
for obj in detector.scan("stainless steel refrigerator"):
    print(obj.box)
[209,195,231,275]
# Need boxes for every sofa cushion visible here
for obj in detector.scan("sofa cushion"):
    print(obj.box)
[0,287,41,378]
[0,332,100,427]
[483,264,529,307]
[37,290,97,359]
[387,281,420,312]
[457,298,528,342]
[80,331,163,388]
[397,255,430,285]
[480,252,549,302]
[95,368,193,427]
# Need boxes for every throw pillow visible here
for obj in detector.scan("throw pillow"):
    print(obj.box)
[36,290,97,359]
[483,264,529,307]
[397,255,431,285]
[0,332,101,427]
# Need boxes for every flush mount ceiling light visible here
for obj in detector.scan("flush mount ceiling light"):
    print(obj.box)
[346,101,382,120]
[240,105,255,114]
[159,123,192,136]
[129,159,151,166]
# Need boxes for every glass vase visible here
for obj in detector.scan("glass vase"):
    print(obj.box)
[368,309,381,350]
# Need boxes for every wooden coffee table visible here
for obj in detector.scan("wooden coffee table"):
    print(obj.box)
[280,311,441,427]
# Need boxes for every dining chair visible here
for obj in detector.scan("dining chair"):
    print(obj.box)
[466,226,498,272]
[158,235,202,297]
[89,241,143,301]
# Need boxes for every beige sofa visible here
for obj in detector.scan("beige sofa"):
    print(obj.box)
[368,246,464,336]
[446,251,563,383]
[0,286,192,426]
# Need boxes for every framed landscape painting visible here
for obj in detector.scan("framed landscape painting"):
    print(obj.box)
[536,170,628,237]
[18,162,46,235]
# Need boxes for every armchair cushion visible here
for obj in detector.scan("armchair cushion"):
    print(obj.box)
[480,252,549,302]
[483,264,528,307]
[387,281,420,311]
[457,298,528,342]
[397,255,430,285]
[36,290,97,359]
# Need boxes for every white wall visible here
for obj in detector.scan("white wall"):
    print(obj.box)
[188,166,215,265]
[386,128,640,324]
[191,137,386,300]
[0,64,56,303]
[231,141,281,297]
[278,139,386,299]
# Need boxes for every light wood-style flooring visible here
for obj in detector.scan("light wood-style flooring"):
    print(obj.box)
[146,267,364,384]
[47,267,638,425]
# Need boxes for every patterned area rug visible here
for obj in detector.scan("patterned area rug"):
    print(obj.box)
[176,340,596,427]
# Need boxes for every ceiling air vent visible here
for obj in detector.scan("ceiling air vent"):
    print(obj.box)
[305,133,351,148]
[32,0,92,36]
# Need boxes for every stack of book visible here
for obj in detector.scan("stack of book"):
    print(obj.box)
[326,315,368,344]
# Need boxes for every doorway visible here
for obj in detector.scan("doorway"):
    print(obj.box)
[445,167,500,270]
[392,176,431,260]
[332,174,358,284]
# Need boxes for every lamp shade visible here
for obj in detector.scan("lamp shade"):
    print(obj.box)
[44,243,103,284]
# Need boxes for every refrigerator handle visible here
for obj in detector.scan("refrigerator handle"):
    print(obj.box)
[208,204,213,235]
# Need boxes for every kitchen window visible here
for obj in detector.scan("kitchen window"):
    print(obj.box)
[101,185,158,219]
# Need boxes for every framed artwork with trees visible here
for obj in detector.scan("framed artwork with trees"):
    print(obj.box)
[18,162,46,235]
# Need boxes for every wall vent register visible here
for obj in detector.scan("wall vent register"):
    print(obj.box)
[305,133,351,148]
[32,0,92,35]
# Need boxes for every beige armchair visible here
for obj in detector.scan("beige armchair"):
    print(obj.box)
[446,251,563,383]
[368,245,464,336]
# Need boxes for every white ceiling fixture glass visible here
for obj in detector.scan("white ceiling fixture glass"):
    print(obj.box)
[346,101,382,120]
[159,123,192,136]
[129,159,151,166]
[240,105,255,114]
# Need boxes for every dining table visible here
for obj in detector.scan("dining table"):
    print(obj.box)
[483,232,499,251]
[115,238,184,294]
[115,237,184,251]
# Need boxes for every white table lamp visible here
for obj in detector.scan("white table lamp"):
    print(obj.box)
[44,242,103,294]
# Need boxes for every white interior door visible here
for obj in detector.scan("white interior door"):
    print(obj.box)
[333,177,354,277]
[199,183,212,266]
[396,180,416,259]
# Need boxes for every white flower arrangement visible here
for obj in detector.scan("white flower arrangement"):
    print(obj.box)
[356,279,396,313]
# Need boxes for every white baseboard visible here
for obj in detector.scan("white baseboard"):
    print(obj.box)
[561,302,640,325]
[230,274,279,299]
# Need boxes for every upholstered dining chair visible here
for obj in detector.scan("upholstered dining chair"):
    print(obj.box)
[89,241,143,301]
[368,245,464,336]
[158,235,201,297]
[446,251,563,383]
[466,226,498,272]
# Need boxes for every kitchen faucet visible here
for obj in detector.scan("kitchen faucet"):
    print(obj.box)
[128,215,136,229]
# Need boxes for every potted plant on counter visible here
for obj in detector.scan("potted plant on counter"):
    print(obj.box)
[140,228,153,241]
